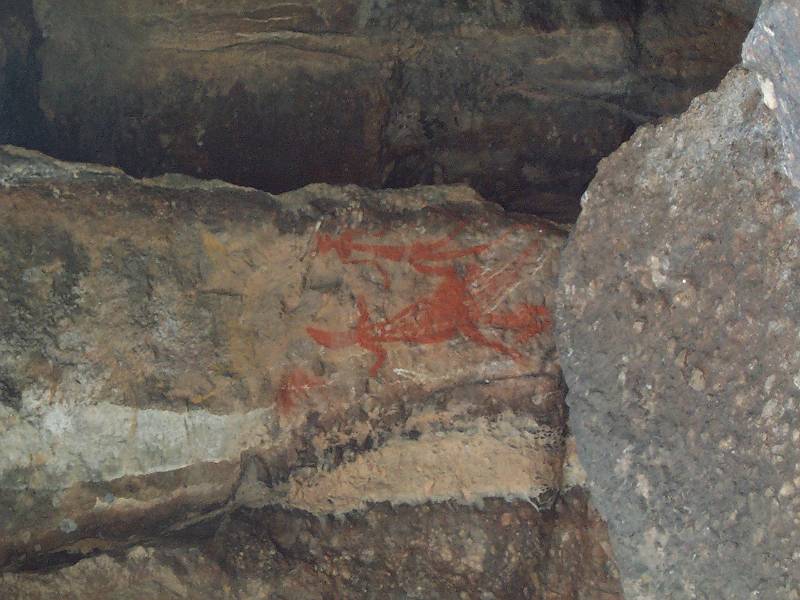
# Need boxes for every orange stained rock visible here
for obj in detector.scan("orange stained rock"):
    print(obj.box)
[307,227,551,377]
[276,368,325,414]
[314,225,489,289]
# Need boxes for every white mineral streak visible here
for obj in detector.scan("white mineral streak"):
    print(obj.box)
[562,435,588,488]
[758,74,778,110]
[0,395,275,490]
[1,387,566,512]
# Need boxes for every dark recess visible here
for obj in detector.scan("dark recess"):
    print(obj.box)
[0,0,46,148]
[0,0,759,222]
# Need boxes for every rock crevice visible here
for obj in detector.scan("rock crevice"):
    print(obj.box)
[0,0,762,220]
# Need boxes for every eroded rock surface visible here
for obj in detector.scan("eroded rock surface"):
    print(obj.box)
[743,0,800,194]
[2,491,620,599]
[21,0,758,220]
[0,147,620,597]
[557,57,800,600]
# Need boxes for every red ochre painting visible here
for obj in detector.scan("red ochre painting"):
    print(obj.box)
[276,368,325,415]
[306,225,551,376]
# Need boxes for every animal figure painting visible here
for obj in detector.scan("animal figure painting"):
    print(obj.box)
[307,225,551,376]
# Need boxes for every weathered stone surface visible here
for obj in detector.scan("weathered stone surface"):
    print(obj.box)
[743,0,800,195]
[1,491,621,599]
[557,63,800,600]
[21,0,757,220]
[0,146,620,596]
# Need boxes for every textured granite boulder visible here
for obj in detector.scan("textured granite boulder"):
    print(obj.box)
[23,0,757,220]
[557,55,800,600]
[0,146,620,597]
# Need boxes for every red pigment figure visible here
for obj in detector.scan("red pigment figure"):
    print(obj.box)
[276,368,324,414]
[315,224,490,289]
[307,228,551,376]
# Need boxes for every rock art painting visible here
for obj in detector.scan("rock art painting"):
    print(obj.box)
[1,155,620,599]
[307,227,552,376]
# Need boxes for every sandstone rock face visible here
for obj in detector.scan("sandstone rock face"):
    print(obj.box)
[2,491,619,599]
[557,60,800,600]
[23,0,757,220]
[0,147,620,597]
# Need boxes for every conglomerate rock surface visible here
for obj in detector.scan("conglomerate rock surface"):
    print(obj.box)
[743,0,800,193]
[556,17,800,600]
[19,0,759,220]
[0,146,621,598]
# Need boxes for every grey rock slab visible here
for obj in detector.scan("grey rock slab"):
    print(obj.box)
[743,0,800,197]
[557,66,800,599]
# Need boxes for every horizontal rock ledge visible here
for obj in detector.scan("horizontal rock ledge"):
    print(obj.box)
[0,146,619,597]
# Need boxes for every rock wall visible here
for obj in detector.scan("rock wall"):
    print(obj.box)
[0,146,620,598]
[2,0,757,220]
[2,2,791,598]
[2,492,619,599]
[556,3,800,597]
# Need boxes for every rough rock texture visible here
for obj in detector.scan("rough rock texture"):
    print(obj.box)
[743,0,800,194]
[2,491,621,599]
[20,0,758,220]
[0,146,621,597]
[557,62,800,600]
